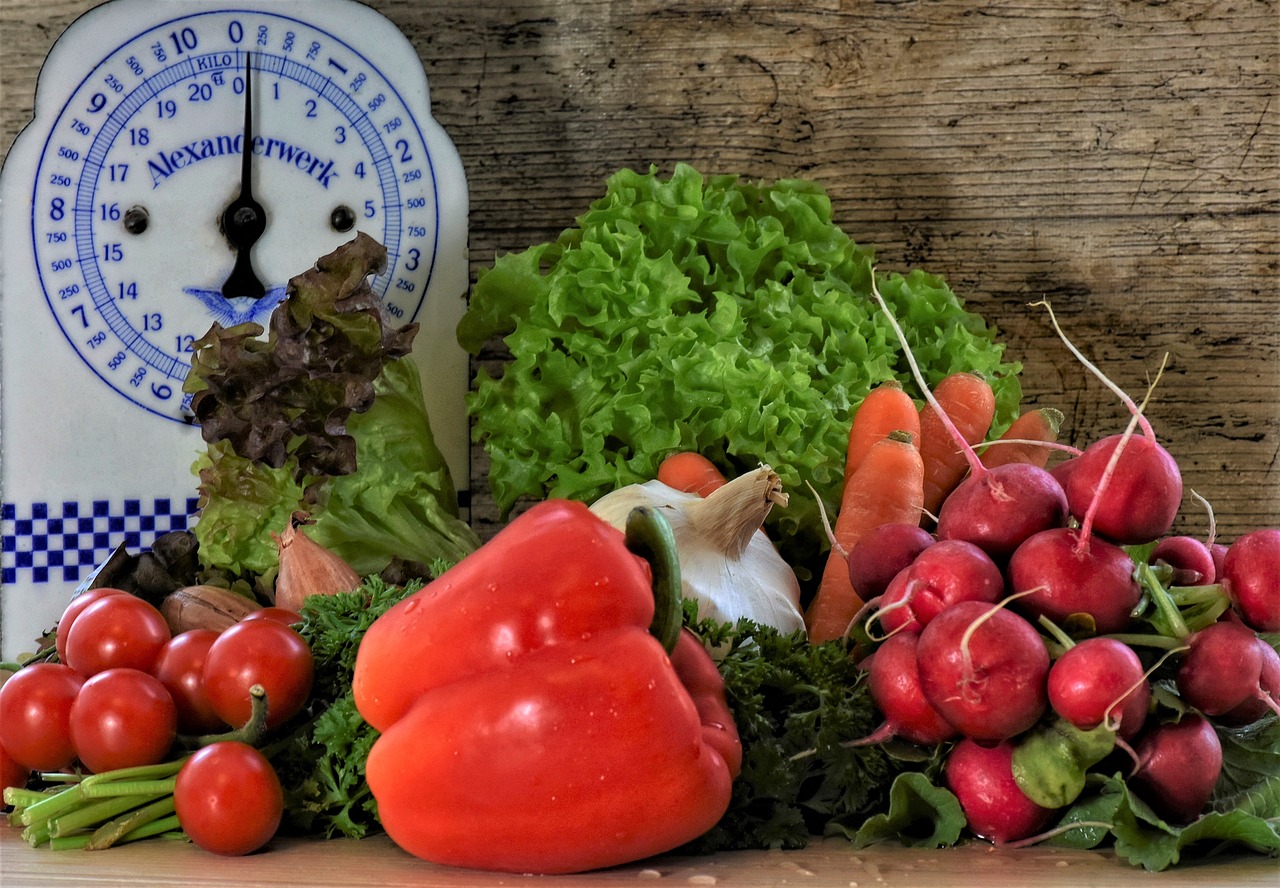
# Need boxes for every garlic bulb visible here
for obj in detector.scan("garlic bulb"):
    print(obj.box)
[591,465,805,635]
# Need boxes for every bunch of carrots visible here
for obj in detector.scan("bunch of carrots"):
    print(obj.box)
[656,373,1063,644]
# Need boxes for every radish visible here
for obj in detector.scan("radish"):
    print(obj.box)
[1217,638,1280,726]
[1064,435,1183,545]
[1130,715,1222,824]
[1046,637,1149,740]
[1175,620,1270,717]
[1209,542,1228,584]
[1007,526,1141,635]
[848,631,957,747]
[944,738,1058,844]
[869,281,1070,560]
[873,540,1004,635]
[1034,300,1183,545]
[915,598,1050,742]
[847,523,934,601]
[1221,528,1280,631]
[1150,535,1216,587]
[935,462,1068,560]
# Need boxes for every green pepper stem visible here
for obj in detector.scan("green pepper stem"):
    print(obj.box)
[624,506,683,654]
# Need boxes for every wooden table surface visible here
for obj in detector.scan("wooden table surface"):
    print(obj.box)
[3,0,1277,542]
[1,2,1277,881]
[2,826,1278,888]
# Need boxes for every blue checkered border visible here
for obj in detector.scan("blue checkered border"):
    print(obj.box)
[1,498,200,585]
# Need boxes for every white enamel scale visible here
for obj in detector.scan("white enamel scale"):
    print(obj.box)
[0,0,470,657]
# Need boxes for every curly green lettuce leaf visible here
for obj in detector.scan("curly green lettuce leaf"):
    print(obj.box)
[460,163,1021,576]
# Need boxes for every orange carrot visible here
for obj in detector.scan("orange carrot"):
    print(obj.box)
[843,381,921,484]
[918,372,996,518]
[805,431,925,644]
[979,407,1065,470]
[657,451,727,497]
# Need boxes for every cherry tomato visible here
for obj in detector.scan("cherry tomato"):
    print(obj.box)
[202,620,313,731]
[152,630,226,735]
[0,663,85,771]
[54,587,128,662]
[64,594,171,676]
[241,607,302,626]
[174,741,283,856]
[70,668,177,773]
[0,741,30,800]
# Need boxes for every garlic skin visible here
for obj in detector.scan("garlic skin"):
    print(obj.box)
[591,465,805,636]
[273,518,361,613]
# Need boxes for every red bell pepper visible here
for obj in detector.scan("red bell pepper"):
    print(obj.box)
[352,499,741,874]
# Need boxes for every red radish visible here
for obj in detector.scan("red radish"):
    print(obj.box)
[874,540,1004,635]
[1221,528,1280,631]
[1209,543,1228,584]
[869,281,1068,559]
[1175,620,1268,717]
[1007,527,1142,635]
[1035,299,1183,545]
[847,523,934,601]
[848,631,957,747]
[916,599,1050,742]
[1150,535,1216,587]
[1216,638,1280,726]
[1064,434,1183,545]
[944,738,1058,843]
[935,462,1068,560]
[1049,456,1079,493]
[1130,715,1222,824]
[1047,638,1149,740]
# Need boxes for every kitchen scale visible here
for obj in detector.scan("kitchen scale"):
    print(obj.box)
[0,0,470,658]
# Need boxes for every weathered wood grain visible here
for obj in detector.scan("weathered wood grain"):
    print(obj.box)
[3,0,1276,543]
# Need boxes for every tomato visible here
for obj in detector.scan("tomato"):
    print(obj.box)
[152,630,226,735]
[202,620,313,731]
[174,741,283,856]
[69,668,177,773]
[64,594,171,676]
[0,663,85,771]
[241,607,302,626]
[0,741,30,799]
[54,587,128,662]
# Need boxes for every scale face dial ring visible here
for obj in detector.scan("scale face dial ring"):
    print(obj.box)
[29,5,443,421]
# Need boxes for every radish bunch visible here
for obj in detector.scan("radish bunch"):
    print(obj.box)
[855,287,1280,845]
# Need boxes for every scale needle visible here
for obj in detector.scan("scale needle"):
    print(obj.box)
[221,53,267,301]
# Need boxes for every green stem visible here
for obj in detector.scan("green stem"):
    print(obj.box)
[624,506,683,654]
[80,758,184,787]
[1037,615,1077,653]
[50,792,163,838]
[79,778,177,799]
[184,684,270,748]
[15,783,85,827]
[1136,561,1190,640]
[86,795,177,850]
[1103,632,1187,651]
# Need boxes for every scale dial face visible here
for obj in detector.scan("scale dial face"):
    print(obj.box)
[30,4,443,421]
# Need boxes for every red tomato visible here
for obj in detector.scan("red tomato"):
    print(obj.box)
[55,588,128,662]
[152,630,226,735]
[0,741,30,799]
[241,607,302,626]
[0,663,85,771]
[64,594,171,676]
[70,668,177,773]
[202,620,313,731]
[174,741,282,856]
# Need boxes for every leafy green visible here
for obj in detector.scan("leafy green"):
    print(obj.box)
[681,602,898,851]
[459,163,1021,578]
[844,771,965,849]
[271,576,425,839]
[184,234,478,584]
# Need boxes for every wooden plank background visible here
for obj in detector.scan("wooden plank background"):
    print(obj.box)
[2,0,1277,546]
